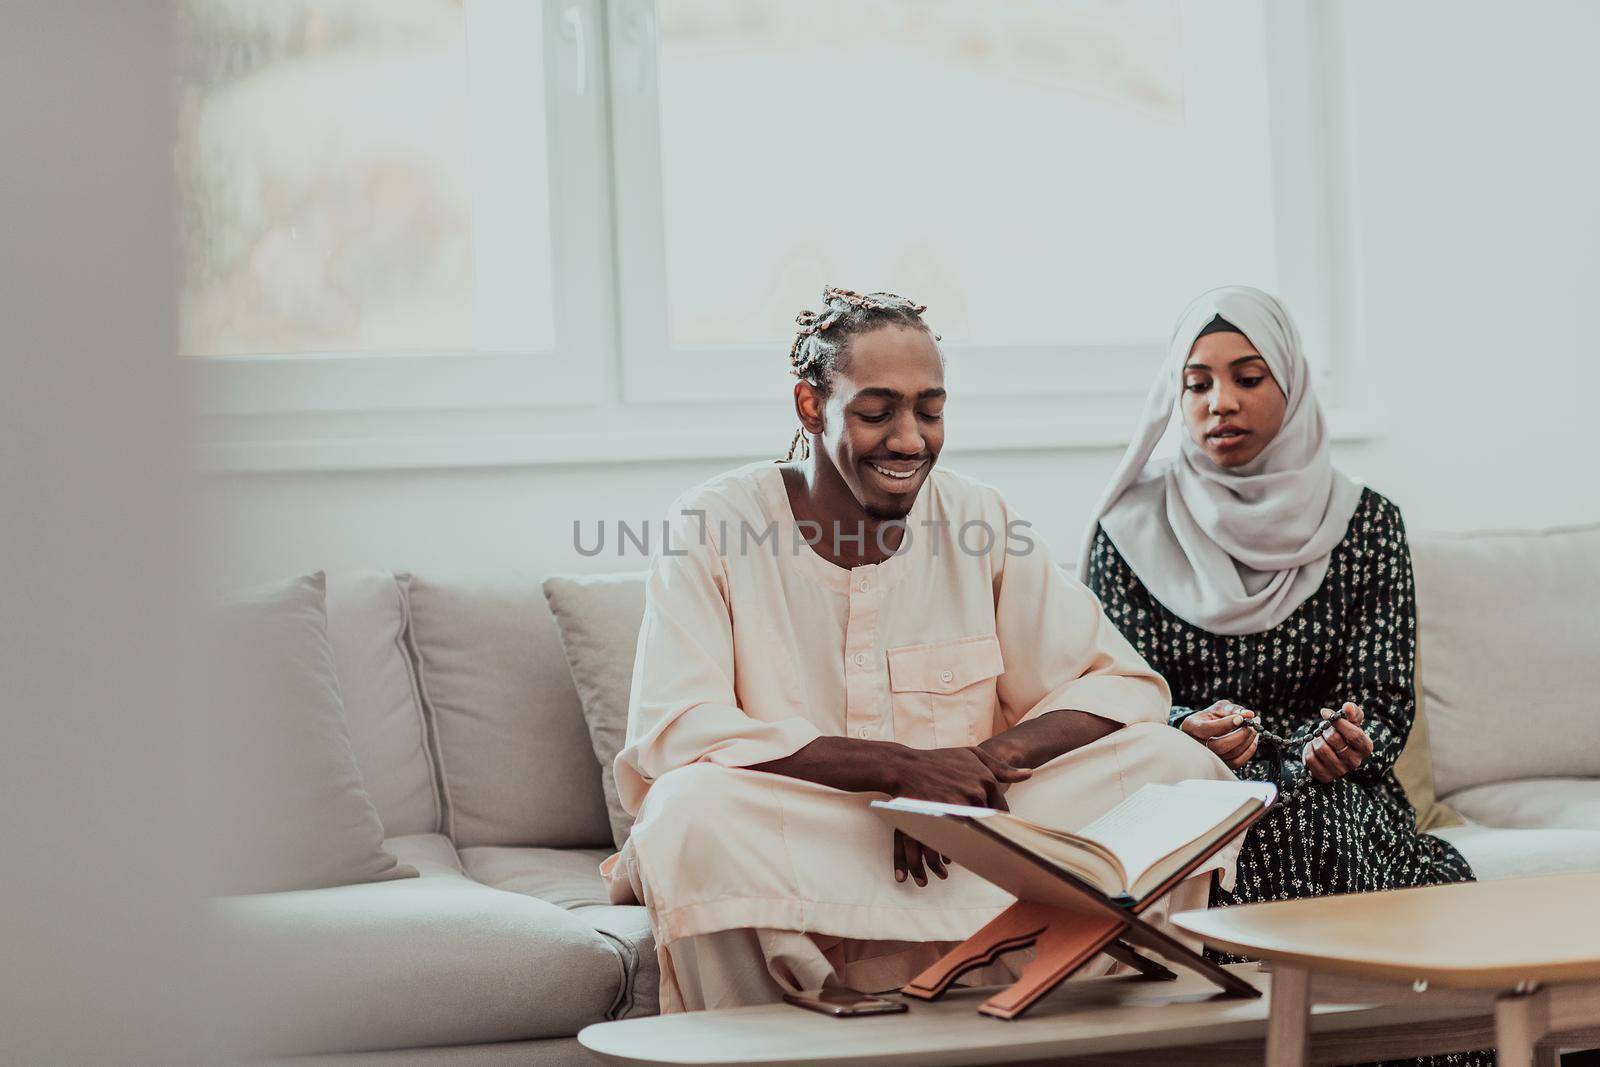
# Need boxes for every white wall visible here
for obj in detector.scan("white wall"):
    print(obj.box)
[205,0,1600,589]
[1331,0,1600,528]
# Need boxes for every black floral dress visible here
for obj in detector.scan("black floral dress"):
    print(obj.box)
[1088,489,1484,1067]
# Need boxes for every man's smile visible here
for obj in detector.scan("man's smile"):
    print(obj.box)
[864,459,927,491]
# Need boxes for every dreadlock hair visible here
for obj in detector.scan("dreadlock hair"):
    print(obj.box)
[781,286,938,461]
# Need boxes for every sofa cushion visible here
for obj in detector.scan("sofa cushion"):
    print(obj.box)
[1429,823,1600,881]
[459,845,613,910]
[385,832,467,879]
[1444,778,1600,832]
[577,904,659,1020]
[325,572,442,838]
[406,574,612,849]
[1411,523,1600,797]
[207,572,416,894]
[460,845,658,1019]
[542,574,648,849]
[1391,642,1461,832]
[207,859,627,1056]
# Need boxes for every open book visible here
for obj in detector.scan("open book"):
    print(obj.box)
[872,779,1275,904]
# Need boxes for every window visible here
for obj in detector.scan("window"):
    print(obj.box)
[180,0,610,417]
[188,0,1355,468]
[615,0,1285,402]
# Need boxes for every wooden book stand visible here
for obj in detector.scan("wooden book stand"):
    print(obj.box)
[882,803,1272,1019]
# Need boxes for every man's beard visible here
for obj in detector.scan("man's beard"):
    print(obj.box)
[863,501,913,522]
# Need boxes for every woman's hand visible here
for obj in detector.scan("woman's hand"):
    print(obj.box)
[1180,700,1260,770]
[889,746,1032,887]
[1302,702,1374,783]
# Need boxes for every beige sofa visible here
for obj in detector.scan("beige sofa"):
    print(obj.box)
[208,573,651,1067]
[211,524,1600,1064]
[1412,523,1600,876]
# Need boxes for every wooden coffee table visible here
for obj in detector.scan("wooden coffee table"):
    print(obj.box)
[1173,872,1600,1067]
[579,962,1508,1066]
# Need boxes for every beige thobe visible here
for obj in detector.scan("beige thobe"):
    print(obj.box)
[602,463,1236,1012]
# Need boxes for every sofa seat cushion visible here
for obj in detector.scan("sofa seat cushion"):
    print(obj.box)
[461,846,658,1018]
[459,846,613,909]
[1445,778,1600,831]
[385,832,468,878]
[577,904,659,1019]
[1429,823,1600,881]
[208,853,629,1056]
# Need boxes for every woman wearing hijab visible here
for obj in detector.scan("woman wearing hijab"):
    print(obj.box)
[1081,284,1476,916]
[1083,286,1488,1067]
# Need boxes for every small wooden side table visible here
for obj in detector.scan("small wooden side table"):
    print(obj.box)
[1173,872,1600,1067]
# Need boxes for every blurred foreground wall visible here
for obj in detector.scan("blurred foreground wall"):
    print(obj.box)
[1,3,207,1061]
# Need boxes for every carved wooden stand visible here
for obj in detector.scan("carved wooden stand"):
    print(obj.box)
[877,792,1278,1020]
[901,890,1261,1020]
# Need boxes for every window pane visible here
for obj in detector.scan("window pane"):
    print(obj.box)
[656,0,1278,348]
[176,0,554,357]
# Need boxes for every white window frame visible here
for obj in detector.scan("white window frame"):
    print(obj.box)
[198,0,1373,473]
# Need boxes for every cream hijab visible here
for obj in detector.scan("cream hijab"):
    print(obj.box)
[1080,286,1363,636]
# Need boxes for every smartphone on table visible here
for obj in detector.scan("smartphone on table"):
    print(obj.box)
[782,986,908,1017]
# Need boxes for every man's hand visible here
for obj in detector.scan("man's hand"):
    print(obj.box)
[893,830,950,887]
[1179,700,1260,770]
[750,737,1034,887]
[889,744,1033,809]
[889,746,1031,887]
[1302,702,1373,783]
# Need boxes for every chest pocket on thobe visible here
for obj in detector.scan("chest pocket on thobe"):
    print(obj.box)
[886,634,1005,748]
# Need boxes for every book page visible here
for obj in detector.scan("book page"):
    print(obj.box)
[875,797,998,820]
[873,797,1123,895]
[1074,781,1270,889]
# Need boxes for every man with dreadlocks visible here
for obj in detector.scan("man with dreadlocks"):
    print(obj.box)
[601,287,1236,1013]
